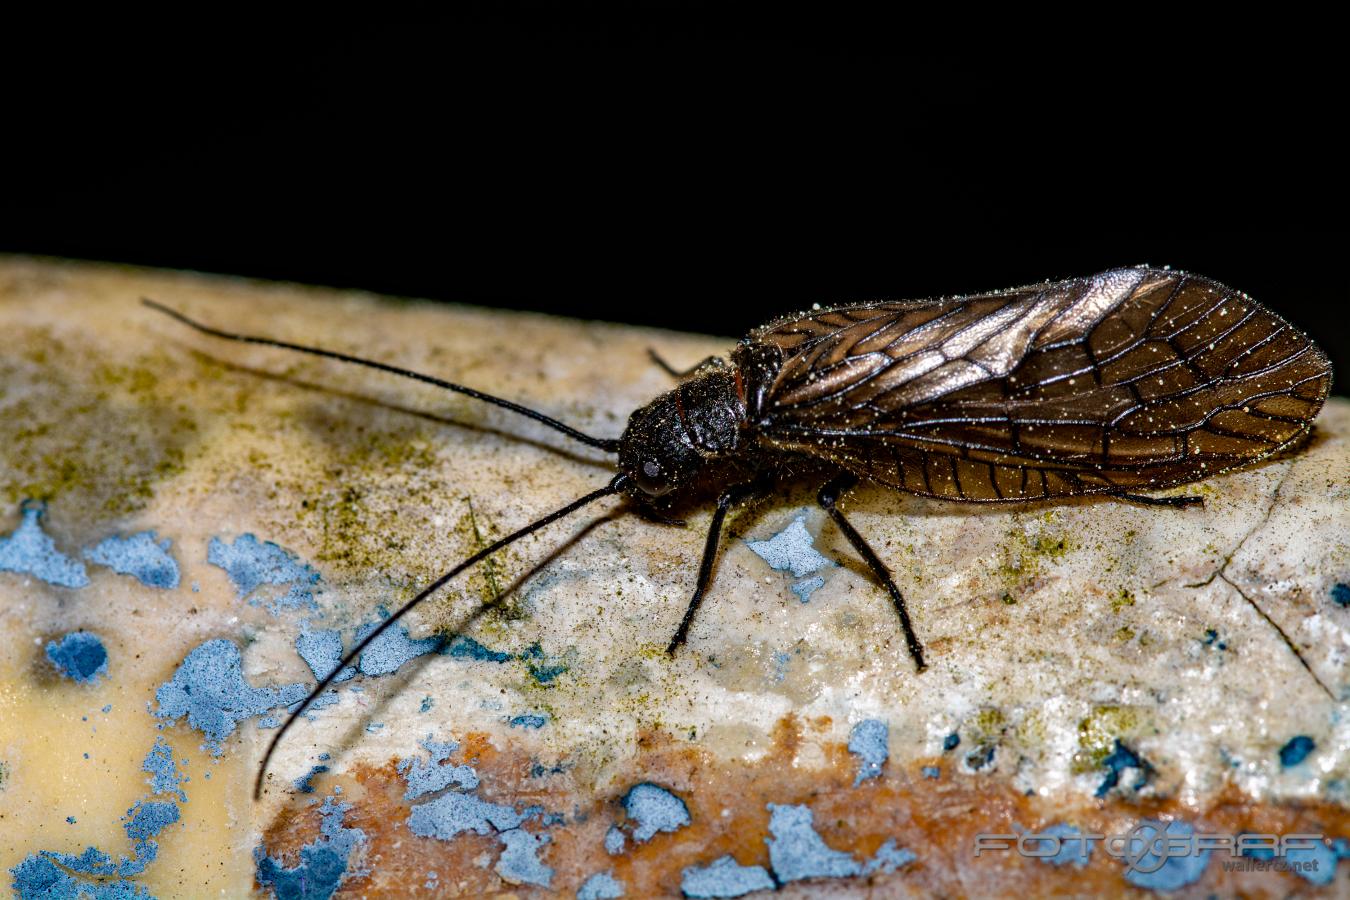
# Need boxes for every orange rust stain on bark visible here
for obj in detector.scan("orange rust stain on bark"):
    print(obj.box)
[257,715,1350,898]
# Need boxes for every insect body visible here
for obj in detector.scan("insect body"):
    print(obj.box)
[143,266,1332,796]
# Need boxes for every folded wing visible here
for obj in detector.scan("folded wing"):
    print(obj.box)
[753,267,1332,501]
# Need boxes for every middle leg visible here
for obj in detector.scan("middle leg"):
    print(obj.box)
[818,472,927,672]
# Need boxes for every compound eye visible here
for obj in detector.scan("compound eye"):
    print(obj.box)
[635,459,672,496]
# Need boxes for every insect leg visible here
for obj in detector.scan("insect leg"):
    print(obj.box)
[1112,492,1205,509]
[646,348,724,379]
[818,472,927,672]
[666,482,762,654]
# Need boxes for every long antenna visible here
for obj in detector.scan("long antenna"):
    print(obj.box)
[254,474,628,799]
[142,298,620,452]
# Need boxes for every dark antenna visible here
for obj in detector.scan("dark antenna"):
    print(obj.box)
[141,298,620,452]
[254,473,628,799]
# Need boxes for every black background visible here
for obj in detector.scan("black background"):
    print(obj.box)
[4,9,1346,386]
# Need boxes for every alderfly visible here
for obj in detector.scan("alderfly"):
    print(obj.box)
[143,266,1333,797]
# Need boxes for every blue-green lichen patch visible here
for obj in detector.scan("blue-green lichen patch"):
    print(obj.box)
[622,783,691,843]
[123,801,180,842]
[399,742,571,888]
[295,765,330,794]
[746,514,835,603]
[865,840,917,875]
[494,828,553,887]
[10,854,154,900]
[746,515,831,578]
[141,738,188,802]
[508,713,549,730]
[519,642,568,684]
[964,744,996,772]
[425,635,566,685]
[45,631,108,683]
[207,533,321,614]
[529,758,568,779]
[295,629,356,683]
[445,635,513,663]
[1121,820,1209,891]
[400,738,538,836]
[1095,741,1154,798]
[1331,583,1350,607]
[578,869,626,899]
[153,639,309,755]
[255,795,367,900]
[37,844,153,879]
[398,734,480,800]
[292,617,446,717]
[10,732,192,899]
[408,790,533,838]
[354,613,444,677]
[789,575,825,603]
[0,500,89,587]
[1280,735,1316,768]
[83,531,179,588]
[604,826,626,855]
[754,802,918,886]
[848,719,888,785]
[681,855,775,898]
[375,636,564,685]
[765,803,860,882]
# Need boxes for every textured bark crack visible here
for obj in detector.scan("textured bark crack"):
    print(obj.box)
[1180,462,1334,699]
[1217,570,1336,700]
[1183,462,1296,591]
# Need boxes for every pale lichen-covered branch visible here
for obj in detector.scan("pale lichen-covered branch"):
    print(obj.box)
[2,258,1348,897]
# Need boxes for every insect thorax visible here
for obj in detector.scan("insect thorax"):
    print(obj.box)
[618,369,750,498]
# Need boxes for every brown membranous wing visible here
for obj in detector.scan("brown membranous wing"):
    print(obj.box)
[752,267,1332,501]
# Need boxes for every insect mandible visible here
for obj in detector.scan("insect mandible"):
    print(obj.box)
[142,265,1332,797]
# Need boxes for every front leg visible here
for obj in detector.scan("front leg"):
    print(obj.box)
[818,472,927,672]
[666,482,761,654]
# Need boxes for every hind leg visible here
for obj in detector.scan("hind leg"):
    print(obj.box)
[1112,492,1204,509]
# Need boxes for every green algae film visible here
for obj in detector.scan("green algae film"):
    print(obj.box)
[1,331,198,525]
